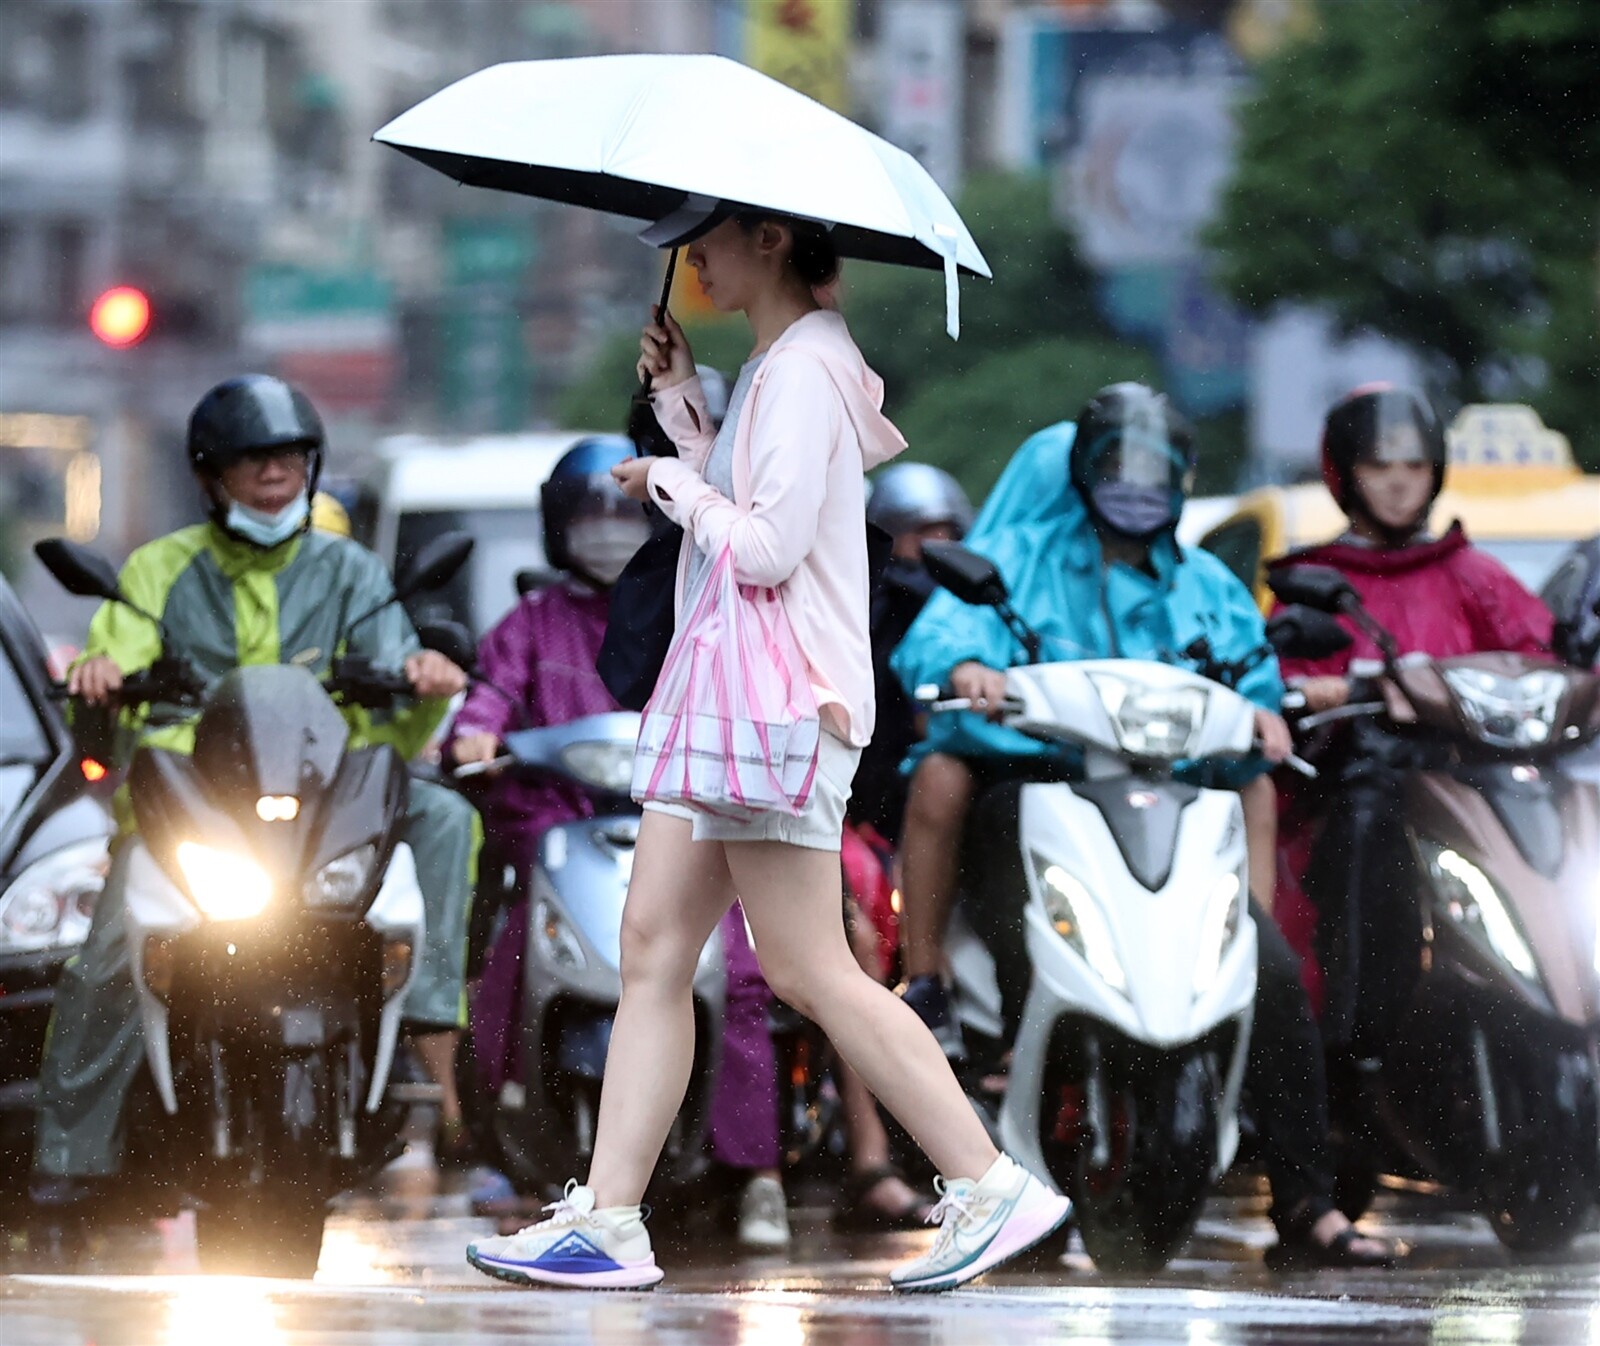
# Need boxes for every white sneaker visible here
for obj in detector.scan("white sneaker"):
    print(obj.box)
[737,1174,791,1249]
[889,1154,1071,1293]
[466,1181,664,1289]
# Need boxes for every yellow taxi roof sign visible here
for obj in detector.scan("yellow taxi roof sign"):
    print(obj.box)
[1447,404,1576,486]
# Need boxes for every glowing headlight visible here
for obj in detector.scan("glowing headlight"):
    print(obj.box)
[175,842,272,921]
[559,741,635,794]
[305,843,377,909]
[1089,674,1208,759]
[0,838,110,954]
[533,900,587,971]
[1031,854,1126,994]
[1420,841,1539,984]
[1193,872,1245,996]
[1442,667,1567,750]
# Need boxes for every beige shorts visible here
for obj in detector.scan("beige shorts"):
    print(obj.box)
[643,731,861,852]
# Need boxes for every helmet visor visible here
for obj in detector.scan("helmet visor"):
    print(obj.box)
[1081,422,1192,496]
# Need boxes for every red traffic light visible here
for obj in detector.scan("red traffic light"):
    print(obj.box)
[89,286,152,347]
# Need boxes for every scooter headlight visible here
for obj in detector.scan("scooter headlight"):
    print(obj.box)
[0,837,110,954]
[175,842,272,921]
[558,742,635,794]
[1089,674,1207,760]
[1419,841,1540,986]
[1193,872,1245,996]
[304,844,378,910]
[1031,854,1126,994]
[1442,667,1567,750]
[533,899,588,971]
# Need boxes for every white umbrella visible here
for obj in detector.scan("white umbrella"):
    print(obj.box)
[373,53,989,337]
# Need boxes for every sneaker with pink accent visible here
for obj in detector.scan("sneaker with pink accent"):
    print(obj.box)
[466,1181,664,1289]
[889,1154,1072,1292]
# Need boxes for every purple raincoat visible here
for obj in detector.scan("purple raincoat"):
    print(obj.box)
[457,582,617,1093]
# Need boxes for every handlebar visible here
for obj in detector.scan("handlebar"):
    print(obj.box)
[915,685,1317,778]
[325,656,416,710]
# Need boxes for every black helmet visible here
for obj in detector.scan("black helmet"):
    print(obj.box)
[540,435,645,576]
[188,374,325,488]
[866,463,974,539]
[1320,385,1445,535]
[1071,383,1195,541]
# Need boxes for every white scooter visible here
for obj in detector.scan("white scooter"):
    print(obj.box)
[916,541,1309,1272]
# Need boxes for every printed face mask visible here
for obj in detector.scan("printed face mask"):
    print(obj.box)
[226,493,310,548]
[567,517,650,586]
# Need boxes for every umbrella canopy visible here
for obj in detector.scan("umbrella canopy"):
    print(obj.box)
[373,54,989,336]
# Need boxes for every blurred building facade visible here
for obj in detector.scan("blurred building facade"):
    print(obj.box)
[1,0,1343,626]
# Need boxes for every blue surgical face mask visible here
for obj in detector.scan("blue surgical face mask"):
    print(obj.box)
[225,493,310,548]
[1090,482,1179,540]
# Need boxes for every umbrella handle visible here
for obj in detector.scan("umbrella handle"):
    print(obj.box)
[638,247,680,396]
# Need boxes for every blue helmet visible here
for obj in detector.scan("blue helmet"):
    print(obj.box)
[541,435,644,574]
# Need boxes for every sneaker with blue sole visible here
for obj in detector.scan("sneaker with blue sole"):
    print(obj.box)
[890,1154,1072,1293]
[466,1181,664,1289]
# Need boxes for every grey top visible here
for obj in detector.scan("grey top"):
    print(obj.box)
[683,353,765,610]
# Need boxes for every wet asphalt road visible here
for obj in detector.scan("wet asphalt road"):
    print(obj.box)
[4,1144,1600,1346]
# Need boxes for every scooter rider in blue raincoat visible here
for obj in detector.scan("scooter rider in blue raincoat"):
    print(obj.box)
[892,384,1395,1268]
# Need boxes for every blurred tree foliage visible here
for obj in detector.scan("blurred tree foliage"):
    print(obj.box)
[558,175,1234,502]
[1209,0,1600,468]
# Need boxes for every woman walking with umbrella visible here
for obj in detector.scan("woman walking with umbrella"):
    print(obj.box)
[464,203,1071,1291]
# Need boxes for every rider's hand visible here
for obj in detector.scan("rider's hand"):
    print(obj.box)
[636,307,696,390]
[611,456,654,502]
[451,732,501,768]
[1254,709,1293,764]
[1297,676,1351,714]
[405,651,467,700]
[951,662,1010,722]
[68,656,123,706]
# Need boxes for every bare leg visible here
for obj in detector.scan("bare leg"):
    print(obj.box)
[837,896,926,1214]
[730,841,996,1183]
[1243,774,1278,913]
[586,811,736,1208]
[898,754,976,979]
[412,1031,461,1125]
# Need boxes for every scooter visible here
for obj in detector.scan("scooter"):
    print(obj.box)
[32,531,473,1275]
[1272,563,1600,1254]
[0,573,114,1198]
[913,541,1285,1272]
[455,713,724,1201]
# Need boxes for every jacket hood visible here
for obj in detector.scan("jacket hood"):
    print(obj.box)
[770,310,907,470]
[1271,521,1469,579]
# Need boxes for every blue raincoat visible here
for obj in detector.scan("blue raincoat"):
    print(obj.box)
[891,421,1283,769]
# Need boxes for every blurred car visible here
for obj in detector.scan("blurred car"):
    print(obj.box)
[1201,404,1600,607]
[0,572,113,1192]
[367,431,601,639]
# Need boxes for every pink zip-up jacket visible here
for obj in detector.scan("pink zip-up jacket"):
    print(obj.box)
[645,310,907,747]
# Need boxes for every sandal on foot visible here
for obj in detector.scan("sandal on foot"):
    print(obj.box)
[1266,1224,1397,1270]
[835,1166,934,1233]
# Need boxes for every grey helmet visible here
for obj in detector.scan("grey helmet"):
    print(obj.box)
[866,463,974,540]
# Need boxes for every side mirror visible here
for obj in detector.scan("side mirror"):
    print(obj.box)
[418,620,477,673]
[1266,564,1357,615]
[34,539,122,603]
[396,532,475,601]
[1266,605,1353,661]
[922,541,1009,608]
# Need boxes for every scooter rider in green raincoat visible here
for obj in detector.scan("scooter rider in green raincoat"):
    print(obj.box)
[32,375,480,1204]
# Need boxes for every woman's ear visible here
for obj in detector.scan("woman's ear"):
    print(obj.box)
[758,219,791,261]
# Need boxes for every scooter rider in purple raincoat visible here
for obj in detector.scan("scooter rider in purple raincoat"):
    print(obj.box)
[449,436,650,1114]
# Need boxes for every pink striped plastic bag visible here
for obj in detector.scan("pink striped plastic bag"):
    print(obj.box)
[633,548,821,819]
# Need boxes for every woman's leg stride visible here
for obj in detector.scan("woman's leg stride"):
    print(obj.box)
[727,839,998,1184]
[585,811,736,1208]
